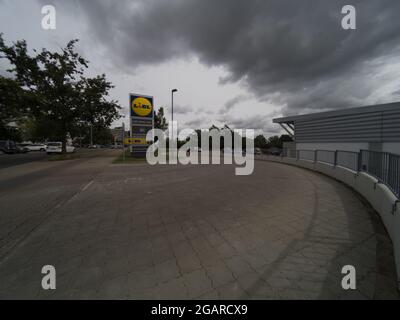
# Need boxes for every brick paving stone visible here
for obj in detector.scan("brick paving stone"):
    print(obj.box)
[224,256,253,278]
[183,269,213,298]
[97,275,129,299]
[155,277,188,299]
[217,281,249,300]
[0,160,398,299]
[154,259,181,283]
[206,263,236,288]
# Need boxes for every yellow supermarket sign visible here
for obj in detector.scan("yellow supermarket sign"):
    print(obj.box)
[124,137,147,145]
[131,97,153,117]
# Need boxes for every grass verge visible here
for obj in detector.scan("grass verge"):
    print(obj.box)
[48,149,112,161]
[48,152,85,161]
[112,149,147,164]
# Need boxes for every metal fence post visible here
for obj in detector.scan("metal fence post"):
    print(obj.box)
[334,150,338,167]
[357,151,362,172]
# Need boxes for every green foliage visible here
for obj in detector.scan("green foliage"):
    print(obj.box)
[253,134,293,149]
[188,129,292,151]
[79,75,120,128]
[0,76,26,140]
[0,34,121,151]
[0,125,22,141]
[21,117,65,142]
[83,126,113,145]
[154,107,168,130]
[254,135,268,149]
[266,134,293,149]
[188,125,247,150]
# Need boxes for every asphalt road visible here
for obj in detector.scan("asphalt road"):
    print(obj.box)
[0,152,48,169]
[0,153,398,299]
[0,149,119,258]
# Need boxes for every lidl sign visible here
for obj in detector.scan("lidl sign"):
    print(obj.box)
[131,95,153,118]
[129,93,154,156]
[124,137,147,145]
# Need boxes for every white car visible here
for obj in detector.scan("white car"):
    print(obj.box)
[46,142,75,154]
[26,144,47,152]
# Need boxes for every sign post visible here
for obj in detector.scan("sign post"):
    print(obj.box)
[122,122,125,162]
[129,93,154,158]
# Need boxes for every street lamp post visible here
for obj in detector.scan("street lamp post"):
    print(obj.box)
[171,89,178,123]
[90,124,93,148]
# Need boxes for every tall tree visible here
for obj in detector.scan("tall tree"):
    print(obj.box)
[21,117,65,142]
[79,75,120,127]
[254,135,268,149]
[0,76,25,140]
[154,107,168,130]
[266,134,293,149]
[0,35,121,152]
[79,75,120,146]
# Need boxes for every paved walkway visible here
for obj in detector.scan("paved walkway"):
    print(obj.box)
[0,158,398,299]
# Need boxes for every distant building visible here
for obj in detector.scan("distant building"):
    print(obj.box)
[273,102,400,155]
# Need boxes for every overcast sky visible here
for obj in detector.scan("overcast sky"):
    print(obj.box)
[1,0,400,136]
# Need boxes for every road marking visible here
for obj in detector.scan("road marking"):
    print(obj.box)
[82,180,94,191]
[64,180,94,205]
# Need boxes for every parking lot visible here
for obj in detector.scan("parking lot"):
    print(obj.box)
[0,151,399,299]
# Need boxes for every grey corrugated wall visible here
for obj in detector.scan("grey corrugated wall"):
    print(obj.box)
[295,108,400,142]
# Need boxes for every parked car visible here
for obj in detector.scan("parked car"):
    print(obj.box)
[25,143,47,152]
[16,145,29,153]
[46,142,75,154]
[0,140,19,154]
[266,147,282,156]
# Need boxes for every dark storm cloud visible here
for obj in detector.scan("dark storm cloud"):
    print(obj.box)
[184,116,206,128]
[41,0,400,113]
[222,113,282,132]
[173,104,193,115]
[223,95,249,112]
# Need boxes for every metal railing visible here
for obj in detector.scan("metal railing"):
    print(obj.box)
[277,148,400,199]
[283,149,297,158]
[360,150,400,198]
[316,150,335,165]
[336,150,358,171]
[298,150,315,162]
